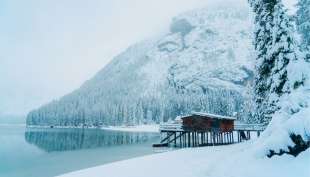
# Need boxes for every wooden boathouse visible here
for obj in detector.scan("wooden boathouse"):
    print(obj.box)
[153,112,265,148]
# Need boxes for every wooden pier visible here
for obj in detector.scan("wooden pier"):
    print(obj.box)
[153,112,265,148]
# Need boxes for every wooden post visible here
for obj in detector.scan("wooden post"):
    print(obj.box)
[257,131,260,137]
[226,132,229,144]
[168,132,170,146]
[214,133,216,145]
[205,132,208,145]
[249,131,251,139]
[188,132,191,147]
[214,133,217,145]
[174,132,177,147]
[194,132,196,146]
[248,131,250,140]
[210,132,212,145]
[204,132,206,145]
[192,132,194,147]
[213,132,215,145]
[184,132,186,147]
[196,132,198,146]
[194,132,197,147]
[206,132,209,145]
[197,132,199,146]
[191,132,193,147]
[219,133,222,144]
[179,132,181,148]
[183,132,185,147]
[219,133,222,145]
[197,132,200,146]
[212,131,214,145]
[201,132,205,145]
[225,132,227,144]
[211,132,213,145]
[178,132,180,148]
[196,132,200,146]
[232,131,234,144]
[237,131,239,142]
[184,132,187,147]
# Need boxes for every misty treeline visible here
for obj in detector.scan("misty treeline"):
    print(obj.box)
[27,87,245,127]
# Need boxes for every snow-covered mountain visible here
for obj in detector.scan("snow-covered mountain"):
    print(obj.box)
[27,3,254,127]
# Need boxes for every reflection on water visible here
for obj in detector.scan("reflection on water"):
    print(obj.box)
[25,128,158,152]
[0,125,159,177]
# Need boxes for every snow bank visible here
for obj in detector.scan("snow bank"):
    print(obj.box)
[101,124,159,133]
[58,142,310,177]
[253,85,310,156]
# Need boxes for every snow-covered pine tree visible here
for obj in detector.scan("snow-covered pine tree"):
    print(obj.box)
[296,0,310,49]
[251,0,310,157]
[296,0,310,62]
[241,83,257,123]
[249,0,277,125]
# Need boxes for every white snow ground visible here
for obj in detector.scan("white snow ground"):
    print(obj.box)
[58,140,310,177]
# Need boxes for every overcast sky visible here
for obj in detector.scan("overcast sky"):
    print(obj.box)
[0,0,216,116]
[0,0,297,116]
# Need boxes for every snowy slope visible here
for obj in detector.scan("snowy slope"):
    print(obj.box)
[27,3,254,127]
[58,142,310,177]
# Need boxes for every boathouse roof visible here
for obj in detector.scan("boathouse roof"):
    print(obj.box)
[181,112,236,121]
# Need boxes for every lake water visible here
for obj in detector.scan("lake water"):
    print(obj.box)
[0,125,160,177]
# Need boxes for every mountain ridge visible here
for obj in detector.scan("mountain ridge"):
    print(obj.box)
[27,4,254,127]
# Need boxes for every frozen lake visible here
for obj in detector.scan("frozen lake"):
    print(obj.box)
[0,125,159,177]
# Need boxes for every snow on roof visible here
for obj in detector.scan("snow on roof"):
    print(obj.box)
[182,112,236,120]
[175,116,182,121]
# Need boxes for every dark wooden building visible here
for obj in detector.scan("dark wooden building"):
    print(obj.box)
[181,112,235,132]
[153,112,264,148]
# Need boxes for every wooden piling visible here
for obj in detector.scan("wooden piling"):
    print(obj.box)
[188,132,190,147]
[232,131,234,144]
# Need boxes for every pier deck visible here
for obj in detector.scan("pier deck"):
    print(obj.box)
[153,123,265,148]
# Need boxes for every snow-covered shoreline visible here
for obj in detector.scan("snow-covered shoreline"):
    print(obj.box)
[26,124,160,133]
[101,124,159,133]
[58,142,310,177]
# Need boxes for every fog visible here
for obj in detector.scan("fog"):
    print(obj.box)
[0,0,215,116]
[0,0,297,116]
